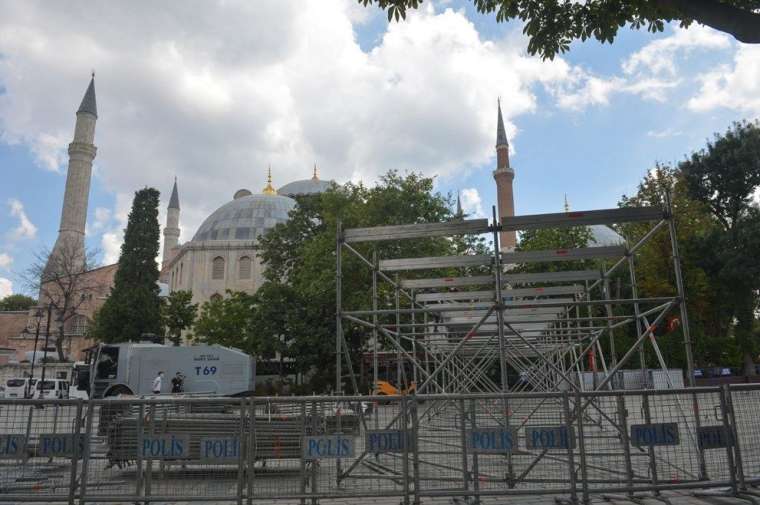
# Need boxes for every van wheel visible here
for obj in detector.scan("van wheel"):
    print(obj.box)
[104,385,133,397]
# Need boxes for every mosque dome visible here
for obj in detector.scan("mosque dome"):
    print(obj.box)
[192,191,296,242]
[277,164,333,197]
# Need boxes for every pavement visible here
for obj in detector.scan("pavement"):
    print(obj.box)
[5,488,760,504]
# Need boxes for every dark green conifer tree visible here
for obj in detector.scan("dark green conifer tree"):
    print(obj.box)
[91,188,162,342]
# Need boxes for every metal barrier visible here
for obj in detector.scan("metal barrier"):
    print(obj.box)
[0,385,756,503]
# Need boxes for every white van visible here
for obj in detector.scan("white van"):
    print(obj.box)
[35,379,69,399]
[5,378,37,399]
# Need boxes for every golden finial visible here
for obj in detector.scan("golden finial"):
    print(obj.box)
[312,163,319,181]
[263,165,276,195]
[564,194,570,212]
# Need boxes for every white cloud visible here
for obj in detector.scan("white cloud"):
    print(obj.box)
[687,44,760,116]
[0,1,584,239]
[647,127,682,138]
[459,188,485,218]
[622,25,731,77]
[101,230,122,265]
[7,198,37,240]
[0,253,12,269]
[92,207,112,231]
[551,72,625,110]
[0,277,12,298]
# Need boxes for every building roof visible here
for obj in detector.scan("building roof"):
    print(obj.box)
[77,76,97,118]
[168,178,180,210]
[191,192,296,242]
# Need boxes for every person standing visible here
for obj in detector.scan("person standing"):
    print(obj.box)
[171,371,185,393]
[152,371,164,395]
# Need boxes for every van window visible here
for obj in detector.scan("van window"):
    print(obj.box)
[6,379,27,387]
[37,380,58,390]
[96,347,119,379]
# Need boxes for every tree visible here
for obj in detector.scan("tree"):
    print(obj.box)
[161,290,198,346]
[359,0,760,59]
[25,239,99,361]
[194,291,254,349]
[681,120,760,374]
[0,294,36,311]
[618,164,730,369]
[90,188,162,342]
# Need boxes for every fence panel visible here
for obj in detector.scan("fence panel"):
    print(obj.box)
[0,387,752,503]
[0,399,83,503]
[728,385,760,486]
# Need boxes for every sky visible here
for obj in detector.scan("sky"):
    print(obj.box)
[0,0,759,298]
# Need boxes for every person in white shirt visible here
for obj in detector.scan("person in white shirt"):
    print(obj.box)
[152,371,164,395]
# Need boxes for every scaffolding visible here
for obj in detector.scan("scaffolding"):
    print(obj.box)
[334,193,696,398]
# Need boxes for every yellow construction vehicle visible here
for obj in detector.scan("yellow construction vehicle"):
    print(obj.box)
[374,380,416,396]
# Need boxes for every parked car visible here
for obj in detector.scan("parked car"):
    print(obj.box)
[35,379,70,399]
[4,378,37,399]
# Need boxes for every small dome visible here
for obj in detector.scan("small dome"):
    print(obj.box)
[278,178,333,197]
[234,189,252,199]
[192,193,296,242]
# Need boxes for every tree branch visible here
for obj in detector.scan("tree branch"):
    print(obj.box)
[657,0,760,43]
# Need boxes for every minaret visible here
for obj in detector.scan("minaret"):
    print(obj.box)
[493,99,516,251]
[162,178,180,268]
[48,75,98,271]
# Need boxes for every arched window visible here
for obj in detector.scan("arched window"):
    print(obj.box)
[210,293,223,302]
[239,256,252,280]
[211,256,225,280]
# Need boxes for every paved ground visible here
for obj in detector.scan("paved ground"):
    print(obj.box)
[4,488,760,504]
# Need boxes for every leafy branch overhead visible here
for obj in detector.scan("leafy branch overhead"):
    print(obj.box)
[358,0,760,59]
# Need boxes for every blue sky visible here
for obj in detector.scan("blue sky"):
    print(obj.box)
[0,0,758,297]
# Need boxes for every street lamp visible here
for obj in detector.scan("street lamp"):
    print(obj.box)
[38,303,54,398]
[23,307,44,398]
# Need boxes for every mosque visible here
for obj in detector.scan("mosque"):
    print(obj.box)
[159,166,333,305]
[0,76,621,363]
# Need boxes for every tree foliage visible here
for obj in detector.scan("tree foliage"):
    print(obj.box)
[618,165,729,369]
[359,0,760,59]
[161,290,198,346]
[680,120,760,374]
[90,188,162,342]
[0,294,36,311]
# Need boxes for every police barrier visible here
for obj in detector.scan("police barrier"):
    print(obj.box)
[0,386,758,503]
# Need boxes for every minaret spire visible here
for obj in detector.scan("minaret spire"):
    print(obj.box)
[312,163,319,181]
[169,177,180,210]
[47,75,98,273]
[456,190,463,217]
[496,98,508,149]
[162,177,181,268]
[564,194,570,212]
[493,98,516,251]
[262,165,276,195]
